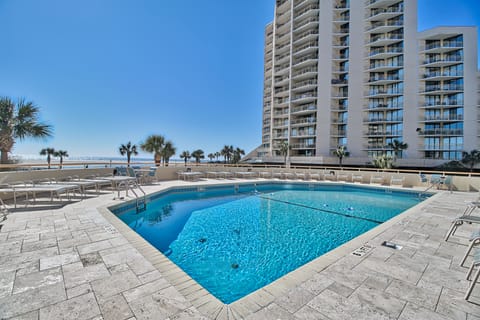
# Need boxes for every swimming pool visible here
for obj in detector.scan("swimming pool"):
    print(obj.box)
[112,182,425,304]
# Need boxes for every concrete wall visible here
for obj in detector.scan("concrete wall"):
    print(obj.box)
[0,168,113,184]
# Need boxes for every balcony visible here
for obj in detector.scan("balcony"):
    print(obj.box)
[421,41,464,53]
[331,129,346,136]
[292,79,317,92]
[291,104,317,114]
[421,71,463,81]
[293,55,318,67]
[291,130,316,138]
[368,46,402,59]
[421,85,463,94]
[292,67,317,80]
[367,62,403,72]
[290,117,316,126]
[365,103,402,110]
[418,129,464,136]
[364,117,403,123]
[290,143,316,149]
[293,41,318,56]
[366,19,403,33]
[365,131,403,136]
[366,6,403,21]
[365,90,403,97]
[365,0,404,9]
[421,144,463,151]
[333,13,350,22]
[368,75,402,84]
[421,100,461,108]
[367,33,403,46]
[422,55,463,67]
[294,30,319,44]
[294,4,320,22]
[421,114,463,122]
[293,17,319,33]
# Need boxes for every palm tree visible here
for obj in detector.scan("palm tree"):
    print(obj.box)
[461,149,480,172]
[54,150,69,169]
[180,150,191,166]
[161,141,176,166]
[232,147,245,164]
[119,142,138,167]
[191,149,205,165]
[214,151,221,161]
[278,141,290,166]
[387,139,408,160]
[207,153,215,162]
[372,153,394,169]
[140,135,165,166]
[221,145,233,163]
[333,145,350,168]
[0,97,53,164]
[39,148,55,169]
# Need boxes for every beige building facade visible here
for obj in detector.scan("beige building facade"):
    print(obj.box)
[251,0,479,167]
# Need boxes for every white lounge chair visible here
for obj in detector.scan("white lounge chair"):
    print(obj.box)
[460,230,480,267]
[465,249,480,300]
[390,176,405,187]
[445,215,480,241]
[370,175,384,185]
[352,174,363,183]
[324,171,336,181]
[337,173,351,182]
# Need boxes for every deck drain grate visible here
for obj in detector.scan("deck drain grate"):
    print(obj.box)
[351,244,373,257]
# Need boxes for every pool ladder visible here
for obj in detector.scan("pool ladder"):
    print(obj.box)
[129,180,147,213]
[115,178,147,213]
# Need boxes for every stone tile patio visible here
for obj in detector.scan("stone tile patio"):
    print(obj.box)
[0,179,479,319]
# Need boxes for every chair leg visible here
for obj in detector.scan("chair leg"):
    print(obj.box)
[461,239,480,267]
[445,220,461,241]
[465,265,480,300]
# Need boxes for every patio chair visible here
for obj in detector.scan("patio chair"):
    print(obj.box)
[324,171,336,181]
[337,173,351,182]
[460,230,480,267]
[309,171,322,181]
[445,215,480,241]
[370,175,384,185]
[390,176,405,187]
[351,174,363,183]
[464,249,480,300]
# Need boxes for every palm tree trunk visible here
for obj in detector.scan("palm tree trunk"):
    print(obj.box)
[127,154,131,167]
[1,150,8,164]
[60,157,63,169]
[47,155,51,169]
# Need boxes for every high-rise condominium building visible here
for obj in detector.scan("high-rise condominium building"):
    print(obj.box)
[251,0,479,167]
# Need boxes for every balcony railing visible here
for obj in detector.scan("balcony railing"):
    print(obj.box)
[290,117,316,125]
[367,19,403,31]
[423,115,463,121]
[365,131,403,136]
[423,55,463,64]
[368,6,403,18]
[424,41,463,50]
[369,47,402,56]
[291,104,316,112]
[419,129,463,135]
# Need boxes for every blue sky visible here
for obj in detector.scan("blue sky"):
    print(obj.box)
[0,0,479,159]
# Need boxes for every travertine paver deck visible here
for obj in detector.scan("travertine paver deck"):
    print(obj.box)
[0,179,479,319]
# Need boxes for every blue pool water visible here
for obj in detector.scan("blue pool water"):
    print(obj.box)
[113,183,424,304]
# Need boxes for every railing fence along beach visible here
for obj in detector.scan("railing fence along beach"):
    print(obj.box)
[0,161,480,192]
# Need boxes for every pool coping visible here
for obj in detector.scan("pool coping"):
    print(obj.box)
[97,180,442,319]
